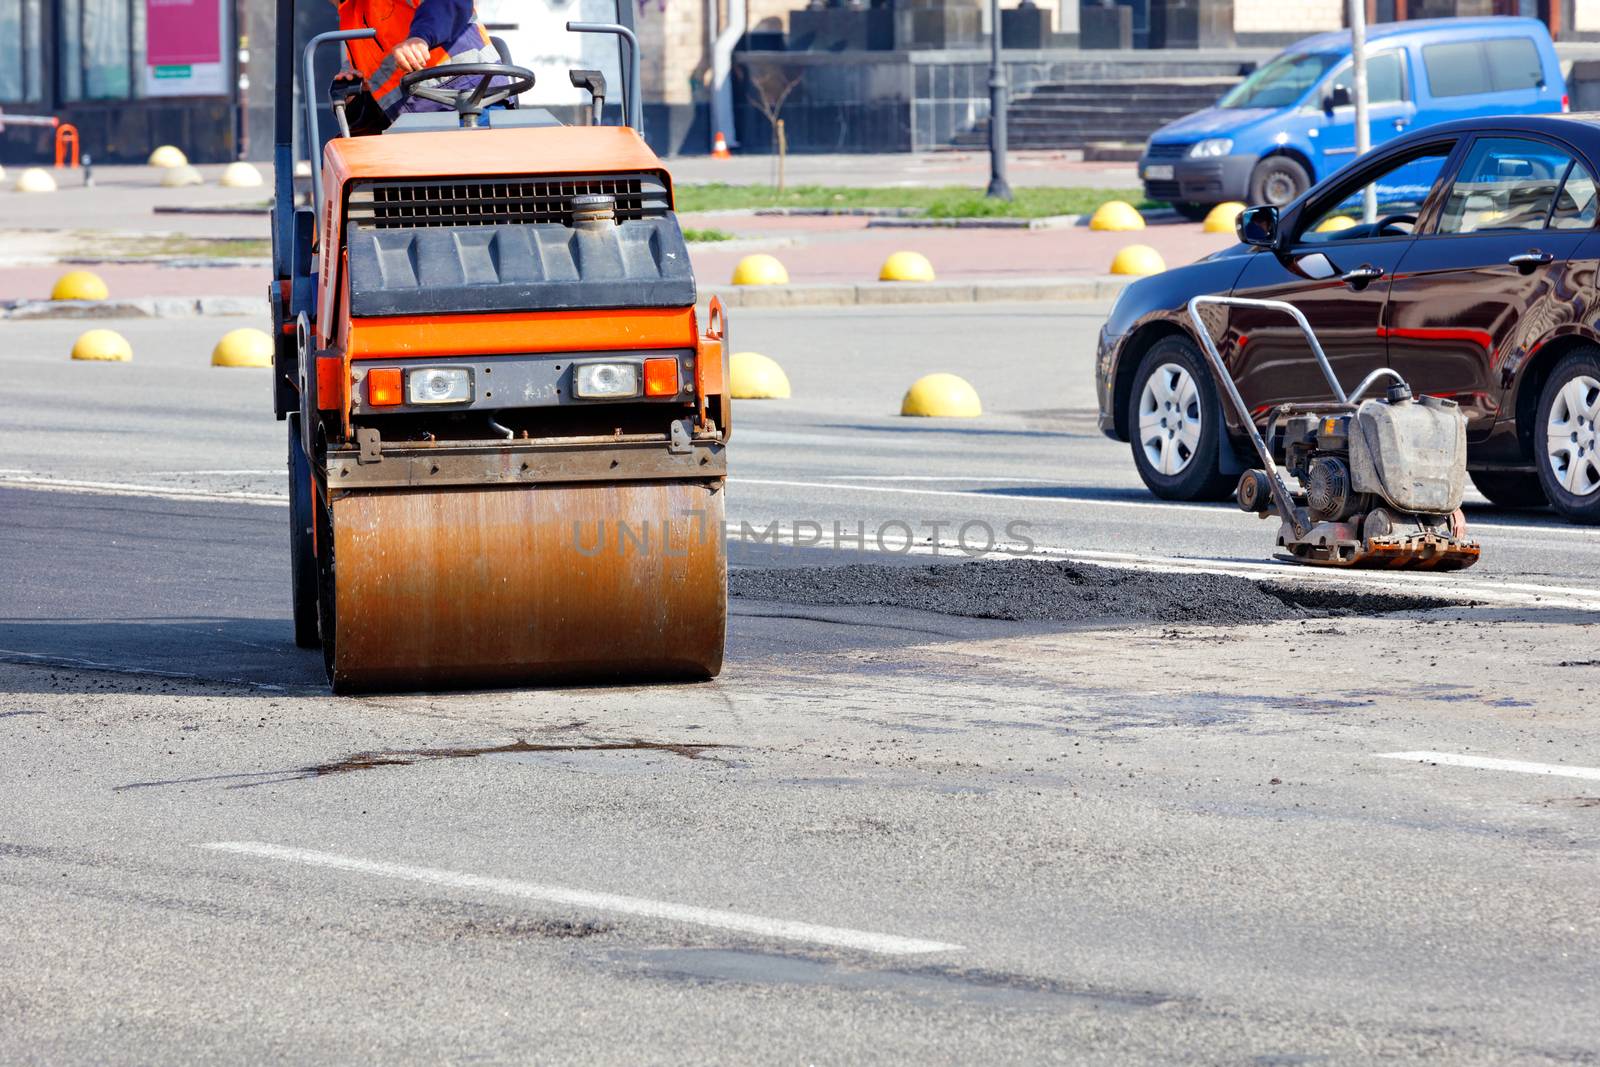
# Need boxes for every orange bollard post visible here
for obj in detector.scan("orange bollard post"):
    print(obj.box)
[54,123,80,169]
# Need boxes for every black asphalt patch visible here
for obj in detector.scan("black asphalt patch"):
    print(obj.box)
[730,559,1451,625]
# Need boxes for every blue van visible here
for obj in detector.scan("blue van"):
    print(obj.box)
[1139,16,1566,218]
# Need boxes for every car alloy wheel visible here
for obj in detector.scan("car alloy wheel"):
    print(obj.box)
[1138,362,1202,477]
[1546,373,1600,497]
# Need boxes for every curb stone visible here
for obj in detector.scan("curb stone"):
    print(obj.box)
[1,279,1129,320]
[1,296,267,320]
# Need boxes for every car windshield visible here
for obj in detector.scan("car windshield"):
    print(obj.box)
[1218,52,1339,110]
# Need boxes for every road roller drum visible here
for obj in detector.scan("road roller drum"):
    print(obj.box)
[321,481,726,693]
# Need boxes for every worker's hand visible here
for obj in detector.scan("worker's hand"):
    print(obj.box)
[391,37,432,73]
[332,67,363,85]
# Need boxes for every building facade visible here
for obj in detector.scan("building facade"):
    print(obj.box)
[1,0,1598,165]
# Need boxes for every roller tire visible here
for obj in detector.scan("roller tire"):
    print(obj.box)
[1469,470,1546,510]
[287,413,321,649]
[1534,348,1600,524]
[1127,336,1236,502]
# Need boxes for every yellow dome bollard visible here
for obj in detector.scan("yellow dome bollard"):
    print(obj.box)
[729,351,791,399]
[148,145,188,168]
[15,167,57,193]
[1089,200,1145,232]
[220,161,264,188]
[161,164,204,188]
[731,254,789,286]
[879,250,936,282]
[1316,215,1357,233]
[1202,201,1246,233]
[1109,244,1166,276]
[211,327,274,369]
[71,329,133,363]
[901,373,981,418]
[51,271,109,302]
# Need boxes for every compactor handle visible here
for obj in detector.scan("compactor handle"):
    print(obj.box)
[566,22,641,132]
[301,28,377,218]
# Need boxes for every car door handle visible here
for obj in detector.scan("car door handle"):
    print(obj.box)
[1341,265,1385,289]
[1508,250,1555,273]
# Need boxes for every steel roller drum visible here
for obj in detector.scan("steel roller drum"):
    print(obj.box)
[324,480,726,692]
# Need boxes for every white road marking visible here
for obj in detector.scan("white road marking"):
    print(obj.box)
[201,841,963,956]
[0,476,286,506]
[736,476,1600,539]
[1376,751,1600,782]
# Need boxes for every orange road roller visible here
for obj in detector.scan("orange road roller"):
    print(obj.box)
[269,4,728,692]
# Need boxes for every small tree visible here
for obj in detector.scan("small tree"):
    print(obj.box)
[748,65,803,193]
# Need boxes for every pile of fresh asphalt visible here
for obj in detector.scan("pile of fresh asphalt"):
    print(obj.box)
[730,559,1451,625]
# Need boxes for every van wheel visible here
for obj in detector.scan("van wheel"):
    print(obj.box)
[1172,201,1211,221]
[1535,349,1600,523]
[1469,470,1546,509]
[1127,336,1235,501]
[1249,156,1310,207]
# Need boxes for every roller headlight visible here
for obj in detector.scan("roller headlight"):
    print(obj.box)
[1188,138,1233,158]
[573,362,641,399]
[406,367,473,405]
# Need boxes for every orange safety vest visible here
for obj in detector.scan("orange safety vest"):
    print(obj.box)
[338,0,499,116]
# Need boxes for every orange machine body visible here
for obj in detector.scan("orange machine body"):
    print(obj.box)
[310,124,720,424]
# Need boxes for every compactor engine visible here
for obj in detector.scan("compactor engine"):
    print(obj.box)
[269,8,729,692]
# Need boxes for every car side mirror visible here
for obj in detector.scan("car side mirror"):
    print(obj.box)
[1237,204,1280,248]
[1324,83,1351,111]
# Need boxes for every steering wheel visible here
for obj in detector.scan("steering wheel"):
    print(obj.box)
[1377,212,1417,236]
[399,62,536,122]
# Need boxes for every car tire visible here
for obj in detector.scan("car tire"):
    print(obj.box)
[1249,156,1311,208]
[1127,336,1236,502]
[1469,470,1547,509]
[1171,201,1211,221]
[1534,349,1600,524]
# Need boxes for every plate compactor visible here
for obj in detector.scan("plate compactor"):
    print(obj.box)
[1188,296,1480,570]
[269,6,728,692]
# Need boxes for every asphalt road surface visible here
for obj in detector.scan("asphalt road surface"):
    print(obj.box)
[2,304,1598,1064]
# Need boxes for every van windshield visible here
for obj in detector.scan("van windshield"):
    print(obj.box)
[1218,52,1339,110]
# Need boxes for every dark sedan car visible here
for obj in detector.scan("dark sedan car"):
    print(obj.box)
[1097,114,1600,523]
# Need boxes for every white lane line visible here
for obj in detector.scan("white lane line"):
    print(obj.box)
[0,476,286,506]
[736,476,1600,539]
[201,841,962,956]
[1376,751,1600,782]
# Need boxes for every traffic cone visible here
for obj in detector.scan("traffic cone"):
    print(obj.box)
[712,131,732,159]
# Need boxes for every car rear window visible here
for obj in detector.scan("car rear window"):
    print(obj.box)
[1424,37,1545,98]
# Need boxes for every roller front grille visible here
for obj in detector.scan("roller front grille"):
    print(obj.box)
[346,173,670,229]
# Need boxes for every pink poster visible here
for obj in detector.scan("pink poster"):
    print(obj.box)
[146,0,222,67]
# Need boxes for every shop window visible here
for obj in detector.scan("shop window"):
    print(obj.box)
[60,0,146,101]
[0,0,44,102]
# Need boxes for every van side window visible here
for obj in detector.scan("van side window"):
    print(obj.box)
[1437,137,1574,234]
[1366,53,1405,105]
[1327,52,1405,105]
[1424,37,1544,98]
[1485,37,1545,92]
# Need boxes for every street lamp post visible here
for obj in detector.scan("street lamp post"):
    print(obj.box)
[986,0,1012,200]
